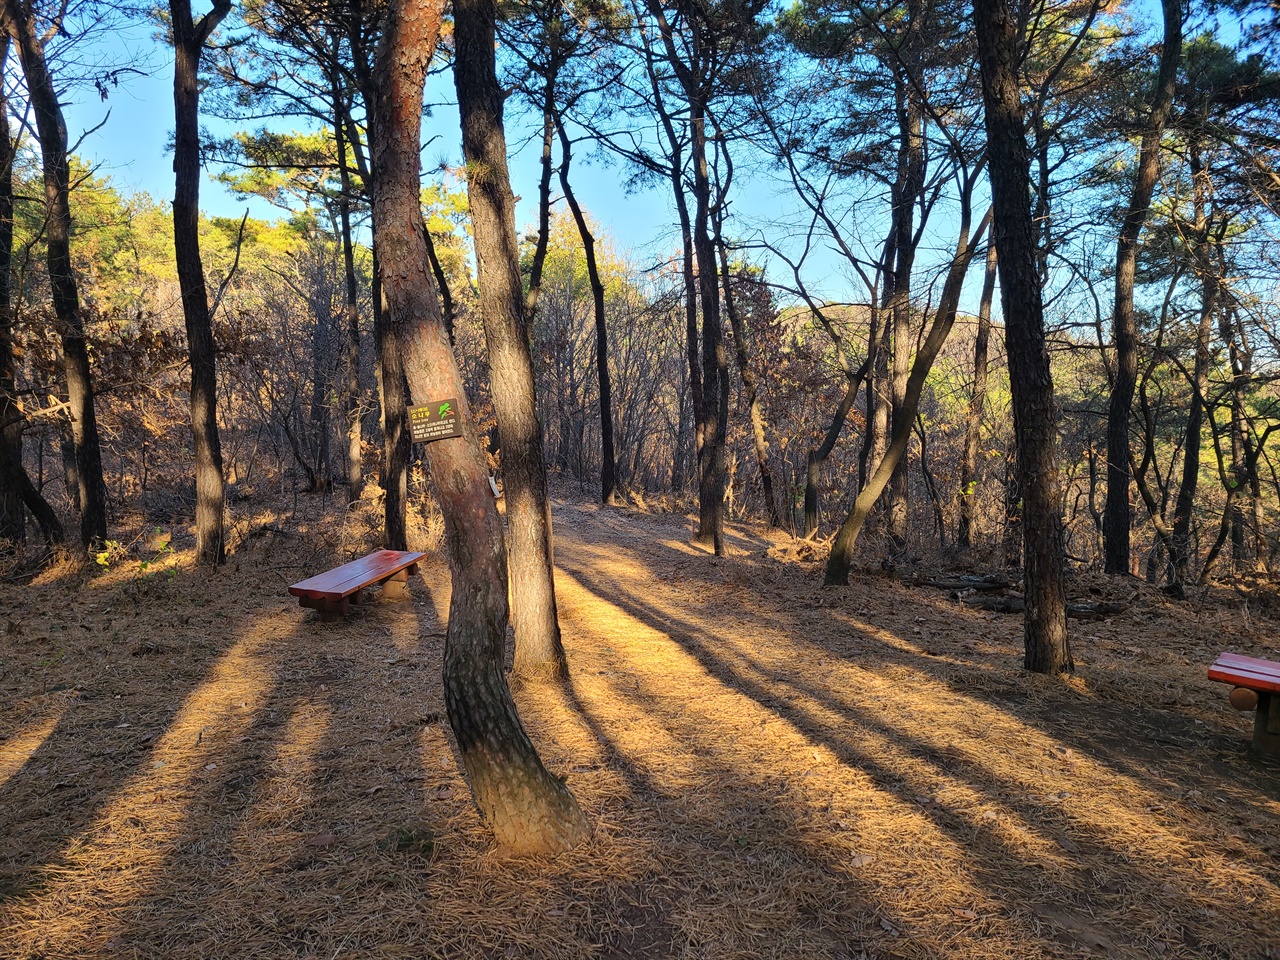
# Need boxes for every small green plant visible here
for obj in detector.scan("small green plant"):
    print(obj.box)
[135,529,176,587]
[94,540,125,569]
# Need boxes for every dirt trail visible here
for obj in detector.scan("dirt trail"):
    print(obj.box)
[0,496,1278,959]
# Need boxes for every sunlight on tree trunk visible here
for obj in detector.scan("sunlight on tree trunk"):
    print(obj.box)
[369,0,588,855]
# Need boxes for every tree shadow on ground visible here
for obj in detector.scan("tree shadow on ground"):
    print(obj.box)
[551,523,1280,959]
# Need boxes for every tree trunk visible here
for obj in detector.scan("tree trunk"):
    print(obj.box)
[886,66,926,548]
[8,0,107,548]
[644,48,703,481]
[688,97,727,554]
[825,207,990,583]
[525,75,557,319]
[454,0,569,679]
[307,290,333,492]
[958,239,997,549]
[972,0,1072,673]
[369,0,587,855]
[334,87,363,500]
[554,117,616,505]
[0,31,30,545]
[804,376,862,537]
[1102,0,1181,575]
[372,245,409,550]
[1168,139,1215,589]
[717,245,780,528]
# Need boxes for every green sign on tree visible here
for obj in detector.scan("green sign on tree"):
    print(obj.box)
[408,398,462,443]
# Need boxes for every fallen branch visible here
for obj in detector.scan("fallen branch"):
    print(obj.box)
[961,595,1128,620]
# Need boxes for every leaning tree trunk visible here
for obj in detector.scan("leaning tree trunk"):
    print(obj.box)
[9,0,107,548]
[555,116,617,505]
[825,206,991,584]
[1103,0,1181,575]
[454,0,569,679]
[369,0,588,855]
[972,0,1073,674]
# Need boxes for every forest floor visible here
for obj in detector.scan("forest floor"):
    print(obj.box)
[1,488,1279,959]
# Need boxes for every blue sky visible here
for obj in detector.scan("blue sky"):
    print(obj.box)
[60,25,679,268]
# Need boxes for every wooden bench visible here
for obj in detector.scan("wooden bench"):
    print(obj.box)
[1208,652,1280,759]
[288,549,426,622]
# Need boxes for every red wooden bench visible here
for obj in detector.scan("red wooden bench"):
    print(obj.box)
[1208,652,1280,759]
[288,549,426,622]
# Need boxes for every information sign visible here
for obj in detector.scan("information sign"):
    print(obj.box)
[407,398,462,443]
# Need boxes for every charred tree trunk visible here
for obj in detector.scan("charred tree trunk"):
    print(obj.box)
[1103,0,1181,575]
[454,0,569,679]
[958,239,997,549]
[972,0,1072,673]
[8,0,107,548]
[0,32,35,545]
[554,117,616,505]
[644,49,703,480]
[688,97,727,554]
[369,0,587,855]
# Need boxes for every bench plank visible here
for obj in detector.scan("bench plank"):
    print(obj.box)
[1208,651,1280,759]
[1208,653,1280,695]
[289,550,426,602]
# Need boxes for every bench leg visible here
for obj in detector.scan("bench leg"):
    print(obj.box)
[1252,693,1280,760]
[381,570,410,601]
[299,595,350,622]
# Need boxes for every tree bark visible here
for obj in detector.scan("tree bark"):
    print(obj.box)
[1103,0,1181,575]
[7,0,107,548]
[369,0,587,855]
[972,0,1072,673]
[642,42,703,487]
[958,239,997,549]
[454,0,569,679]
[525,74,557,319]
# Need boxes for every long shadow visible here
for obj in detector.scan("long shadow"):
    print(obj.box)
[0,551,455,956]
[0,558,266,905]
[554,543,1280,957]
[546,609,889,958]
[562,531,1280,810]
